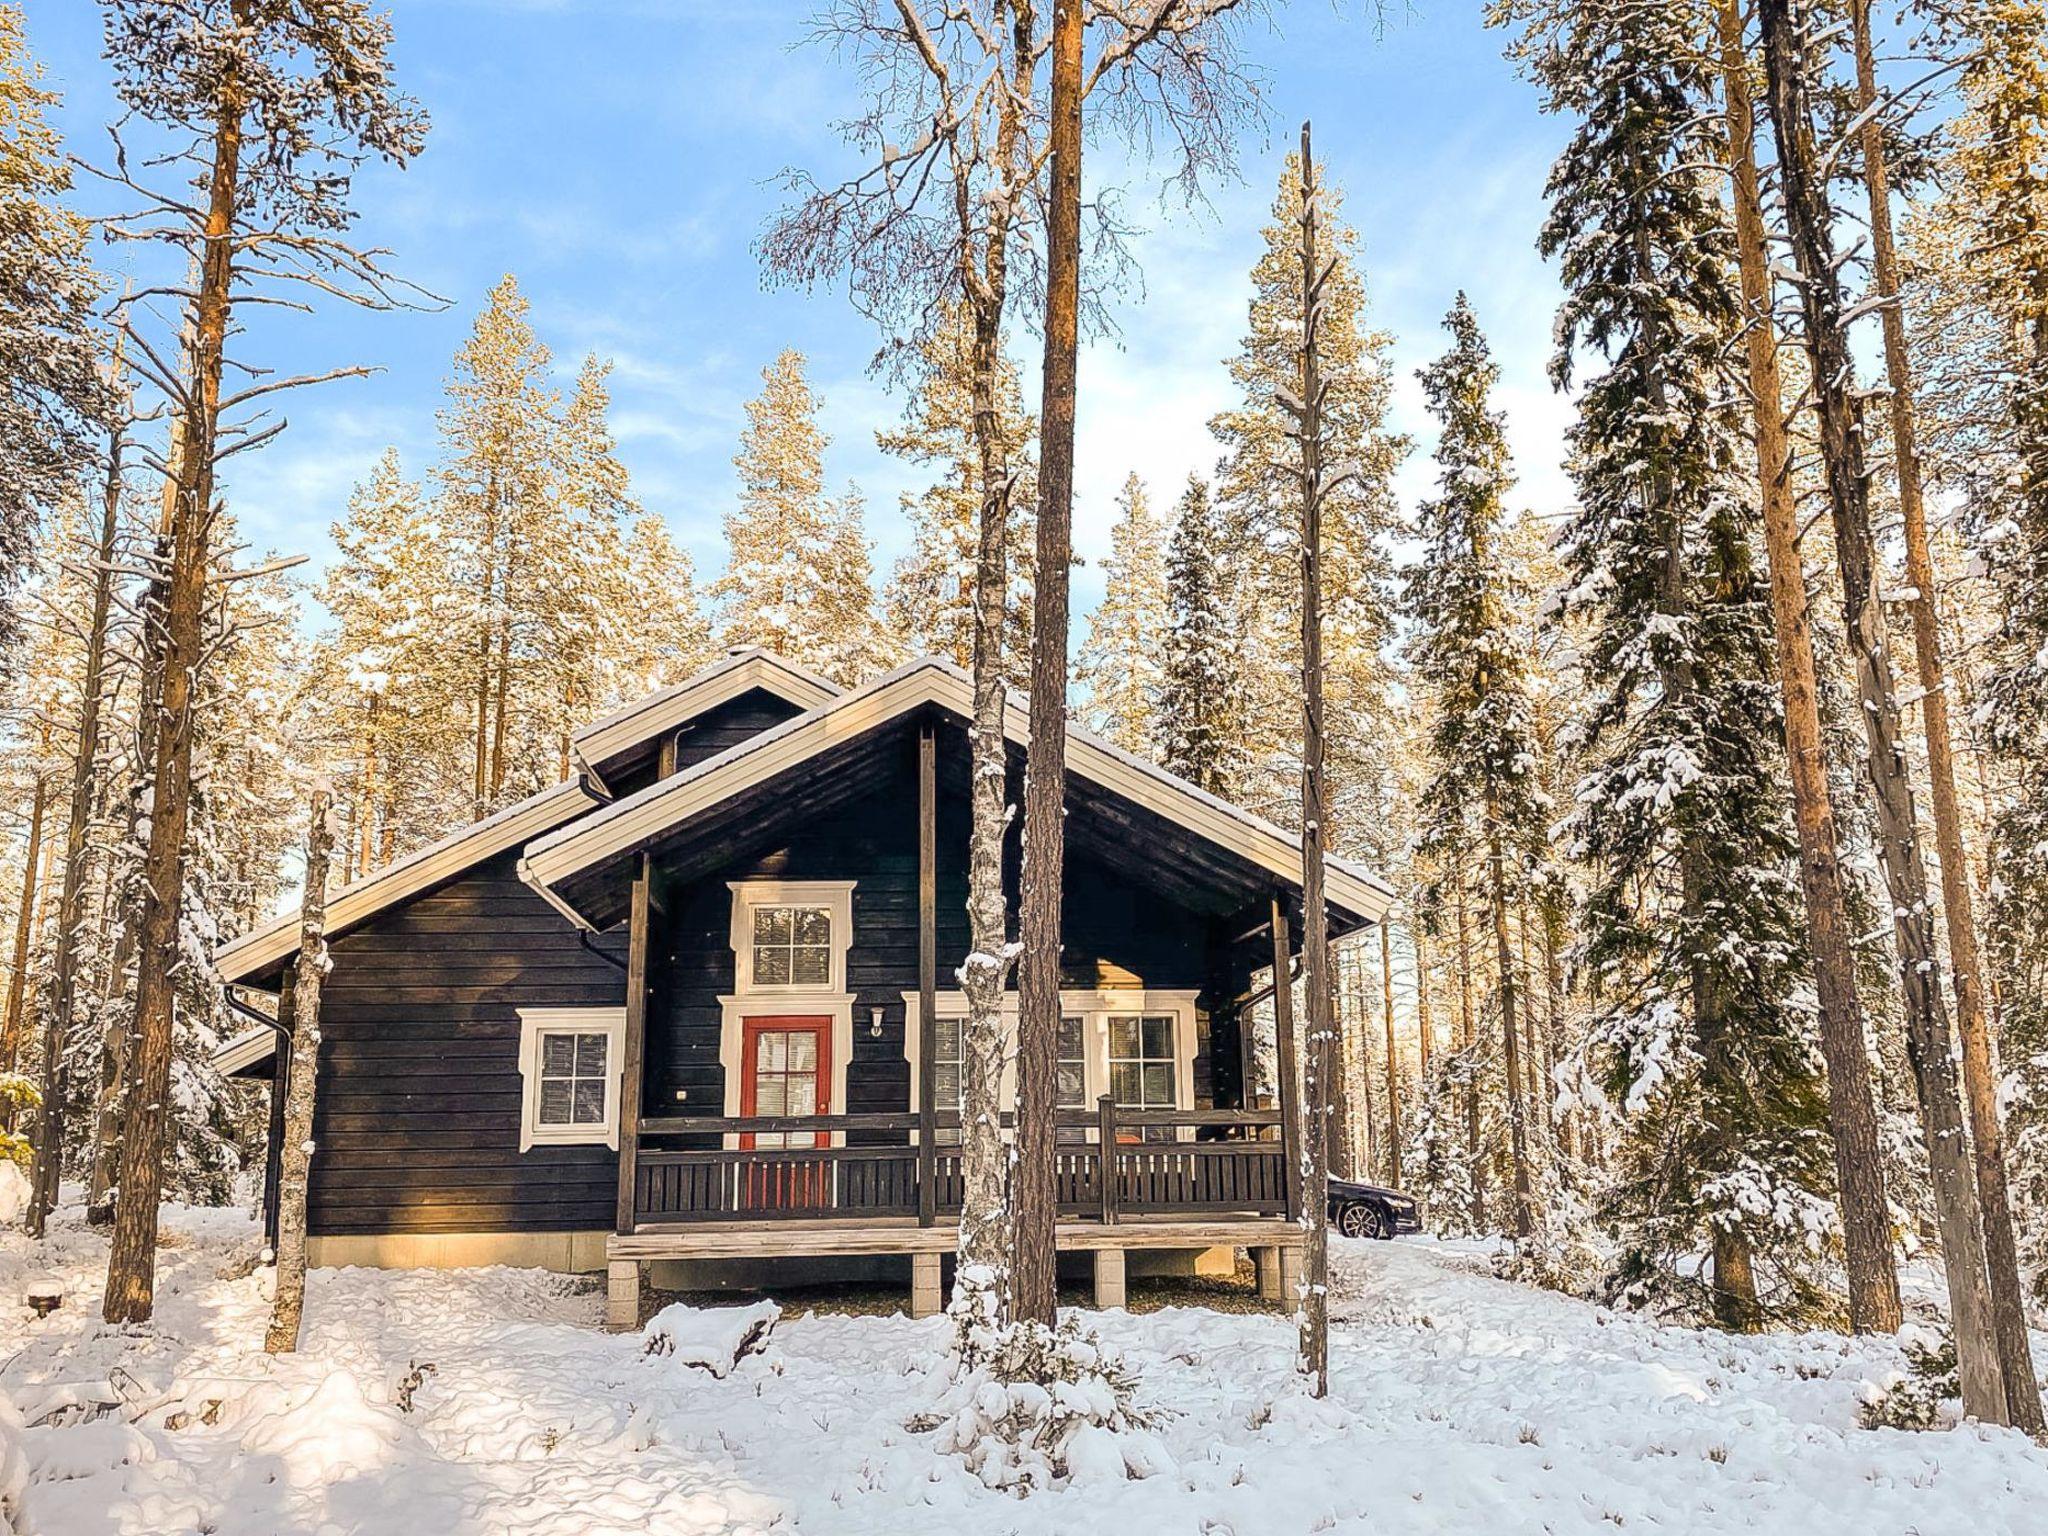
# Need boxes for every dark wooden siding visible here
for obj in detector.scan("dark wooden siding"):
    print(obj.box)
[601,688,807,798]
[308,852,627,1236]
[643,740,1218,1132]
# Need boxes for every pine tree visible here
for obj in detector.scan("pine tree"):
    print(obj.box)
[609,513,715,697]
[315,449,466,876]
[437,275,560,819]
[714,350,881,685]
[878,308,1039,674]
[0,4,108,667]
[1075,473,1166,754]
[1210,151,1405,834]
[1156,476,1243,795]
[1407,295,1546,1248]
[1504,0,1836,1324]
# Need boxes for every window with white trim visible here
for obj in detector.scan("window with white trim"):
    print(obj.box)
[1108,1015,1179,1110]
[727,880,855,994]
[517,1007,625,1151]
[928,1013,1088,1144]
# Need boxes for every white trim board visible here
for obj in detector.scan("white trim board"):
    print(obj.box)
[571,648,838,789]
[520,658,1394,927]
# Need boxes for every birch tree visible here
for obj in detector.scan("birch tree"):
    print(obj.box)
[763,0,1263,1342]
[264,785,331,1354]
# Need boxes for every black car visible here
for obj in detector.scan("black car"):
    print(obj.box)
[1327,1176,1422,1240]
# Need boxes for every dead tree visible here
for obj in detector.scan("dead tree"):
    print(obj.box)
[1846,0,2040,1427]
[27,346,132,1237]
[1753,0,2005,1422]
[1287,121,1340,1398]
[95,0,429,1325]
[265,786,332,1354]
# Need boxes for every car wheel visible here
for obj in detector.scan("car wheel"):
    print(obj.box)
[1337,1202,1385,1240]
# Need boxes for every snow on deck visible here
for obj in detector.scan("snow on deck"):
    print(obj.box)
[2,1205,2043,1534]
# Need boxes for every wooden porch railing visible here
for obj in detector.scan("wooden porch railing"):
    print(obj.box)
[630,1102,1288,1226]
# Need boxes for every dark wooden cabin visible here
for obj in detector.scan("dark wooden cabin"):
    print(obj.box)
[216,649,1391,1325]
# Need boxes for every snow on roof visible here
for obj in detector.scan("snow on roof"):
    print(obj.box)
[521,656,1395,929]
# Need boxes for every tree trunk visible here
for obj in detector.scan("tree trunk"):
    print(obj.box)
[1485,814,1535,1242]
[1754,0,2004,1422]
[1715,0,1902,1335]
[1013,0,1082,1332]
[1380,921,1400,1186]
[266,789,333,1353]
[1295,122,1335,1398]
[2,771,50,1098]
[1711,1223,1761,1333]
[1415,925,1434,1077]
[28,386,126,1236]
[1848,0,2041,1431]
[103,8,245,1326]
[1453,866,1482,1227]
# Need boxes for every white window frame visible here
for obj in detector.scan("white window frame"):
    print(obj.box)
[516,1006,626,1152]
[899,988,1200,1141]
[717,880,859,1148]
[726,880,856,995]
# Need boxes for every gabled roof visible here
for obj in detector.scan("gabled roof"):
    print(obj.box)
[520,657,1394,931]
[571,647,839,791]
[212,649,837,990]
[213,778,604,987]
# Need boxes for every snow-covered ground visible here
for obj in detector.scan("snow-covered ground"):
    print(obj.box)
[2,1204,2043,1535]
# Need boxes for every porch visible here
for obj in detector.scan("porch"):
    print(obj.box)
[605,1103,1305,1327]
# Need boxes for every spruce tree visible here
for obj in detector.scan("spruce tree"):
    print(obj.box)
[1406,296,1546,1247]
[1076,472,1166,755]
[1504,0,1836,1324]
[1156,476,1243,795]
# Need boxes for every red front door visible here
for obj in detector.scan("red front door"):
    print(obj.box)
[739,1017,832,1150]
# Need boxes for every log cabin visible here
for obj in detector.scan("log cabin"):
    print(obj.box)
[213,648,1392,1327]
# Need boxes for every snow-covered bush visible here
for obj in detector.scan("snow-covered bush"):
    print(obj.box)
[1859,1325,1960,1431]
[919,1282,1159,1493]
[641,1299,779,1378]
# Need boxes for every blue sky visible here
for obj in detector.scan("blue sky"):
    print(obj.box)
[26,0,1575,627]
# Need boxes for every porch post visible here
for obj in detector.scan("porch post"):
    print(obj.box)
[263,969,295,1251]
[1269,896,1303,1223]
[917,724,938,1226]
[614,855,652,1236]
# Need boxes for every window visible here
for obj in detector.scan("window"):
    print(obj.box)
[931,1014,1084,1114]
[727,881,856,994]
[517,1007,624,1151]
[1108,1015,1179,1110]
[752,905,832,987]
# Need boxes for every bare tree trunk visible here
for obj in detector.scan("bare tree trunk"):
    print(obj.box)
[1754,0,2003,1421]
[1013,0,1082,1332]
[949,7,1036,1338]
[1486,815,1534,1243]
[266,789,332,1353]
[1715,0,1902,1335]
[28,381,127,1236]
[1380,922,1400,1186]
[1414,925,1434,1078]
[1848,0,2041,1430]
[1453,866,1482,1227]
[103,13,245,1325]
[1294,123,1335,1397]
[2,771,50,1097]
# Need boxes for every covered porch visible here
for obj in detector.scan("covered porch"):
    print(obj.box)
[510,667,1378,1326]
